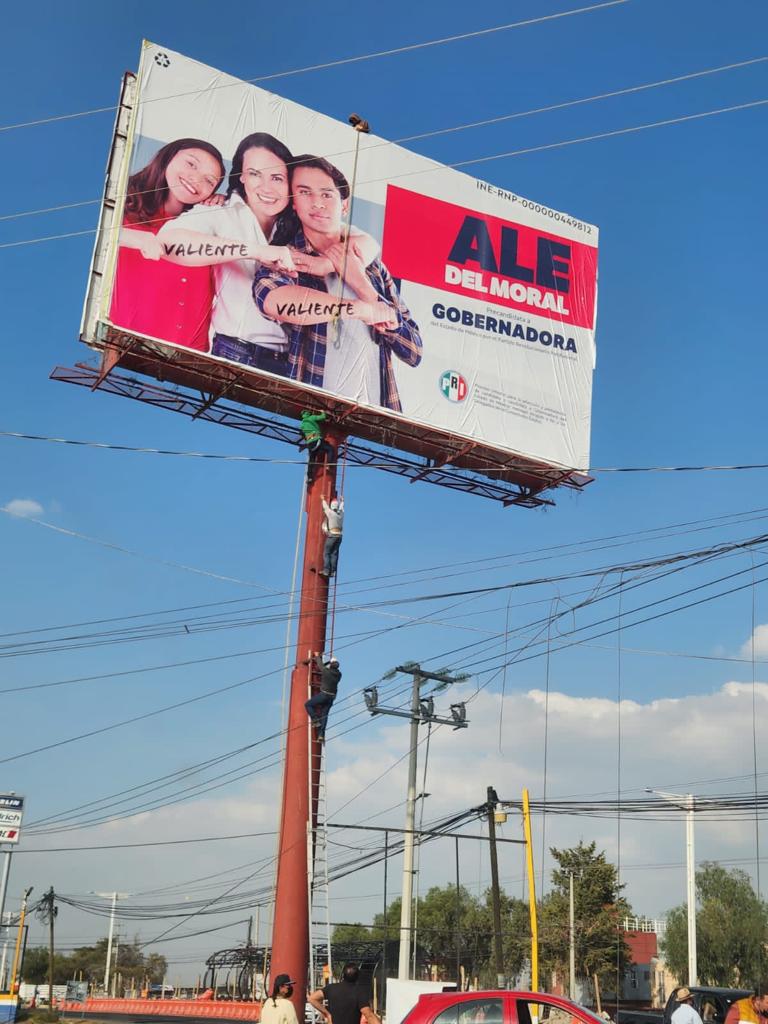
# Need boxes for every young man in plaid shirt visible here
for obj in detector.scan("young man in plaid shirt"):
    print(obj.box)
[253,155,422,412]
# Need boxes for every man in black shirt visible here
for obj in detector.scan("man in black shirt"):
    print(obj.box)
[308,963,381,1024]
[304,654,341,743]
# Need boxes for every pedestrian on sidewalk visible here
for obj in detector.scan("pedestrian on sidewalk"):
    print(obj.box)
[308,962,381,1024]
[260,975,299,1024]
[672,989,704,1024]
[725,989,768,1024]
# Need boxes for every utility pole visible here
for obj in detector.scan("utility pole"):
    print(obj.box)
[0,848,11,991]
[647,789,697,985]
[364,663,469,979]
[92,891,130,994]
[486,788,505,988]
[0,849,12,933]
[399,669,421,982]
[568,870,576,1000]
[9,886,33,999]
[37,887,57,1015]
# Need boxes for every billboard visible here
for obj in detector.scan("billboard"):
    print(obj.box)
[82,42,598,471]
[0,795,23,844]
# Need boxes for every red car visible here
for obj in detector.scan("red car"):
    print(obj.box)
[402,991,606,1024]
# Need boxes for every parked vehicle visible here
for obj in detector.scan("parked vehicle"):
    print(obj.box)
[147,983,175,999]
[616,987,752,1024]
[400,990,607,1024]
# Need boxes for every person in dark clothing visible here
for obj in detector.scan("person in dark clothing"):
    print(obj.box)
[308,963,381,1024]
[298,409,332,483]
[304,654,341,743]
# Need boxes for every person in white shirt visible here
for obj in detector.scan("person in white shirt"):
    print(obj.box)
[260,975,299,1024]
[671,988,704,1024]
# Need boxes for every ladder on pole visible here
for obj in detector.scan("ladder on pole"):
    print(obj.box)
[308,734,332,993]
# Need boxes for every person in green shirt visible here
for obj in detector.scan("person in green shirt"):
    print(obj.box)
[299,409,332,482]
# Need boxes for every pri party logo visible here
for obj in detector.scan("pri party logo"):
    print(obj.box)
[439,371,468,403]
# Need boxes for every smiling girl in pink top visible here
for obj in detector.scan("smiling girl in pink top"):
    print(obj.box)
[109,138,225,352]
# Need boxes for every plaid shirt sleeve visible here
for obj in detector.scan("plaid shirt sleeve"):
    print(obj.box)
[252,267,298,325]
[367,261,423,367]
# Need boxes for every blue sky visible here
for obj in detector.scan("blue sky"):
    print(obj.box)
[1,0,768,981]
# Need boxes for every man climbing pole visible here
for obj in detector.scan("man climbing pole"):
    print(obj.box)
[298,409,332,483]
[320,494,344,578]
[304,654,341,744]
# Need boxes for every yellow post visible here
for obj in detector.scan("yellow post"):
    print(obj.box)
[522,788,539,992]
[8,889,32,998]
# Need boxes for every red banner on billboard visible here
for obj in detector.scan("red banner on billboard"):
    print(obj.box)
[382,185,598,330]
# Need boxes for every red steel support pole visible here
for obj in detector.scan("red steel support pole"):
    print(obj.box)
[271,431,342,1014]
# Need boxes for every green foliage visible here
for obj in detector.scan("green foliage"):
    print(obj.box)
[21,936,167,987]
[364,884,531,985]
[331,923,373,943]
[19,949,70,986]
[661,862,768,987]
[539,841,633,988]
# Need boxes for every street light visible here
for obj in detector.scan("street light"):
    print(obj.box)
[647,789,697,985]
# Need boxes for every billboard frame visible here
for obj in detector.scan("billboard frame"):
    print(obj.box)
[52,346,591,508]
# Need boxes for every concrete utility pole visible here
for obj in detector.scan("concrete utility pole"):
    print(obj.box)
[648,789,697,985]
[568,870,576,1000]
[0,849,12,933]
[486,788,505,988]
[92,891,130,994]
[364,664,468,980]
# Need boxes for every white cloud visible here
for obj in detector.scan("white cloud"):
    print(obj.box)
[13,679,768,982]
[740,623,768,658]
[2,497,43,518]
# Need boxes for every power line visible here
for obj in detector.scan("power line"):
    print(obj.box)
[2,55,764,225]
[9,429,768,474]
[3,97,766,251]
[0,1,629,135]
[13,830,278,853]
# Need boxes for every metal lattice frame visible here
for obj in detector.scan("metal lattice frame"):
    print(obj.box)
[51,348,591,508]
[203,945,269,999]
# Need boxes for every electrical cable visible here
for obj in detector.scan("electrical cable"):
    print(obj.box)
[5,490,768,634]
[11,430,768,476]
[0,1,630,135]
[3,55,765,226]
[2,98,766,251]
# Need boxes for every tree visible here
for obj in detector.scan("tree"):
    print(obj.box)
[331,923,372,944]
[144,954,168,984]
[22,937,168,989]
[539,841,633,990]
[661,862,768,987]
[367,885,530,985]
[20,948,71,986]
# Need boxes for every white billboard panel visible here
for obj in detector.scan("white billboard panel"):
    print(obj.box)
[0,795,23,845]
[83,42,598,471]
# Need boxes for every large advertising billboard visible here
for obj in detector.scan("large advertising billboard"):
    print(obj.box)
[82,42,599,471]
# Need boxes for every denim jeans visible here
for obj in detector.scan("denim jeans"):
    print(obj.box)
[305,439,333,483]
[323,534,342,576]
[212,333,289,376]
[305,691,335,739]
